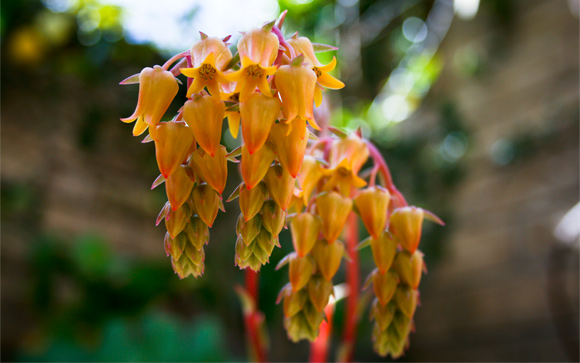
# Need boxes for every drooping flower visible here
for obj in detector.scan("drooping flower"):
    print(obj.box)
[287,36,345,107]
[121,66,179,136]
[180,36,232,98]
[275,57,320,130]
[183,95,225,157]
[240,92,281,154]
[227,28,279,102]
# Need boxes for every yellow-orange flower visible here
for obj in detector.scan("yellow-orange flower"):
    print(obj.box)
[287,36,345,107]
[180,37,232,98]
[227,28,279,102]
[121,66,179,135]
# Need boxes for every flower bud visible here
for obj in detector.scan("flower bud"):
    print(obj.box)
[307,275,333,312]
[275,63,319,130]
[191,184,221,227]
[165,165,195,211]
[395,286,418,319]
[264,164,295,211]
[254,229,276,263]
[372,269,399,306]
[390,206,424,254]
[290,213,321,257]
[185,216,209,251]
[240,92,281,154]
[237,28,279,68]
[239,183,267,221]
[238,214,262,245]
[261,200,286,236]
[311,240,344,281]
[235,235,253,262]
[393,250,424,290]
[283,289,308,318]
[289,253,314,291]
[241,144,275,190]
[183,95,225,157]
[164,231,187,261]
[370,231,398,274]
[154,122,194,179]
[370,298,397,331]
[315,191,352,243]
[354,186,390,239]
[189,145,228,194]
[121,66,179,127]
[392,311,412,340]
[268,118,309,178]
[297,156,323,205]
[165,202,191,239]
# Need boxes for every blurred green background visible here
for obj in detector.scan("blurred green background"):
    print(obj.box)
[1,0,578,361]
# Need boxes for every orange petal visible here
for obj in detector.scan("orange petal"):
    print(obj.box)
[240,93,281,154]
[241,143,275,189]
[154,122,194,179]
[183,95,225,157]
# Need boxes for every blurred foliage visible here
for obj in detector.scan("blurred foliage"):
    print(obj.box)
[20,234,231,362]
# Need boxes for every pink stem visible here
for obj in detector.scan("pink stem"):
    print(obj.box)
[365,141,408,207]
[244,269,267,362]
[162,50,189,70]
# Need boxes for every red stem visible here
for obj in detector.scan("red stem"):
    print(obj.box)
[365,141,408,207]
[309,304,335,362]
[342,212,360,362]
[244,269,267,362]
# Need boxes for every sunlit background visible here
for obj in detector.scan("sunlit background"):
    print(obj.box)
[2,0,579,361]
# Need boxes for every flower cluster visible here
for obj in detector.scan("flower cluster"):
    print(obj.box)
[119,15,441,359]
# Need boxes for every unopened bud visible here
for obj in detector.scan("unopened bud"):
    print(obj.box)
[186,216,209,250]
[183,95,225,157]
[307,275,333,312]
[354,186,390,239]
[191,184,221,227]
[241,143,275,189]
[290,213,321,257]
[289,253,314,291]
[166,165,195,211]
[393,250,424,289]
[390,206,424,254]
[261,200,286,235]
[395,286,418,319]
[239,182,267,221]
[370,231,398,274]
[316,191,352,243]
[240,92,281,154]
[189,146,228,194]
[268,118,308,178]
[264,164,295,211]
[154,122,194,179]
[311,240,344,281]
[165,202,191,238]
[372,269,399,306]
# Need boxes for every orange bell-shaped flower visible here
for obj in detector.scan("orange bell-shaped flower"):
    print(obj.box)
[390,206,424,254]
[239,183,267,221]
[165,165,195,211]
[372,269,399,306]
[392,250,424,290]
[121,66,179,130]
[164,202,191,239]
[189,145,228,194]
[315,191,353,243]
[264,164,295,211]
[311,240,345,281]
[269,117,309,178]
[286,36,345,107]
[354,186,391,239]
[181,37,232,98]
[227,28,279,102]
[290,213,321,257]
[240,92,281,154]
[183,95,225,157]
[370,231,398,274]
[329,133,369,174]
[275,59,319,130]
[191,184,221,227]
[153,121,194,179]
[241,143,275,189]
[288,253,314,292]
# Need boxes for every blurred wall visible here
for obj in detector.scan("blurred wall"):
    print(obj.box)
[399,0,579,360]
